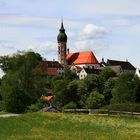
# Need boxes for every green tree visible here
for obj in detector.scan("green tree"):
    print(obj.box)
[111,72,136,104]
[133,76,140,103]
[62,101,77,110]
[86,90,104,109]
[84,74,98,93]
[63,64,78,81]
[0,51,42,73]
[97,68,116,94]
[53,79,69,107]
[67,80,80,106]
[0,51,49,113]
[99,67,116,81]
[3,87,30,113]
[77,80,89,108]
[51,75,63,88]
[103,77,117,105]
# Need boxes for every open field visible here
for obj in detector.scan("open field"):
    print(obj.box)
[0,113,140,140]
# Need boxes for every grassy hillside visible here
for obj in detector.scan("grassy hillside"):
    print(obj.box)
[0,113,140,140]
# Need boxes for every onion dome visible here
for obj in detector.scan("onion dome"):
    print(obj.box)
[57,20,67,42]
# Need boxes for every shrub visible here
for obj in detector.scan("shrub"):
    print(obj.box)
[103,103,140,112]
[27,104,40,112]
[111,72,136,104]
[86,91,104,109]
[3,88,30,113]
[27,99,49,112]
[62,101,77,110]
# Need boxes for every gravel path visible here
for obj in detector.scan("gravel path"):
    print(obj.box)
[0,113,20,118]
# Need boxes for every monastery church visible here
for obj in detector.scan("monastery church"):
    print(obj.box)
[40,20,136,78]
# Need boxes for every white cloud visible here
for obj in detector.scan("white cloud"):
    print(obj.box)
[0,15,85,29]
[1,0,140,18]
[0,40,16,56]
[0,42,15,50]
[75,39,109,53]
[108,18,133,26]
[27,41,57,59]
[78,24,109,40]
[77,0,140,16]
[130,24,140,32]
[74,24,109,52]
[0,15,57,26]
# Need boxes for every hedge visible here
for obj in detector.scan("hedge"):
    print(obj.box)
[103,103,140,112]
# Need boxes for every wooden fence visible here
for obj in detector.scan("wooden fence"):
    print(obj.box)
[64,109,140,115]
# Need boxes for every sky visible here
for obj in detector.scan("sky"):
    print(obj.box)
[0,0,140,75]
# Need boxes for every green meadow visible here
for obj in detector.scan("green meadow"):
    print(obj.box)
[0,113,140,140]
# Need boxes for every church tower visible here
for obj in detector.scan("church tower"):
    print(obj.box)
[57,20,67,65]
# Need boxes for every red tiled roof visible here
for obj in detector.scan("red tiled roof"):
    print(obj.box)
[42,61,63,68]
[40,95,53,101]
[33,61,62,76]
[67,51,99,65]
[46,68,58,76]
[33,66,58,76]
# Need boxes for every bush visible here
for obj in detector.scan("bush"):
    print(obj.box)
[3,88,30,113]
[86,91,104,109]
[27,99,49,112]
[62,101,77,110]
[27,104,40,112]
[103,103,140,112]
[111,72,136,104]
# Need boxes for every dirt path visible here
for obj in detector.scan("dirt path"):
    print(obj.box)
[0,113,20,118]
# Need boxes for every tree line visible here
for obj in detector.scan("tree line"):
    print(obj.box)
[0,51,140,113]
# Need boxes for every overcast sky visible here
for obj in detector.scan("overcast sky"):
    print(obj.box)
[0,0,140,70]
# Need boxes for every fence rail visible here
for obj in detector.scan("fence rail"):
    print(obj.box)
[64,109,140,115]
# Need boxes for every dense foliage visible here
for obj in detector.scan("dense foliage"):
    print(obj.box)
[0,51,140,113]
[53,68,140,111]
[0,51,49,113]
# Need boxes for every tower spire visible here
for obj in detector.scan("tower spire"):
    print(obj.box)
[61,18,64,29]
[60,18,65,32]
[57,19,68,65]
[57,19,67,42]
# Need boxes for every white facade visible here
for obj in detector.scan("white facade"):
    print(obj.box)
[70,65,82,76]
[73,64,100,69]
[79,68,87,80]
[57,67,64,75]
[135,68,140,78]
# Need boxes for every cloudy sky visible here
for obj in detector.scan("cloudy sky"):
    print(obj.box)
[0,0,140,69]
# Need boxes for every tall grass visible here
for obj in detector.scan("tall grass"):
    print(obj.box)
[0,112,140,140]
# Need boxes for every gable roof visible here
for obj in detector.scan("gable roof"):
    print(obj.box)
[33,60,63,76]
[67,51,99,65]
[40,95,53,101]
[107,65,122,74]
[42,61,63,68]
[46,68,58,76]
[100,58,107,67]
[107,59,136,70]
